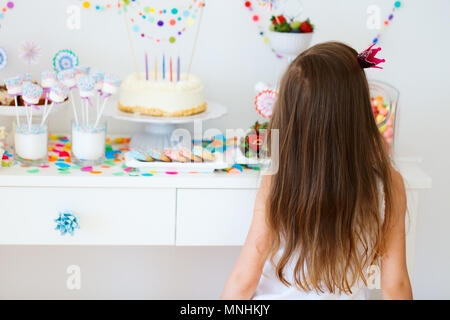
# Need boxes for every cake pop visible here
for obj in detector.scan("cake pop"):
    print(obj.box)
[21,83,43,105]
[41,70,57,89]
[49,83,69,103]
[77,75,95,98]
[4,76,23,95]
[57,69,76,88]
[102,74,119,95]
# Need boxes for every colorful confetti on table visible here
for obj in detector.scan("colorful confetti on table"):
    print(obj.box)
[0,135,256,176]
[1,135,140,176]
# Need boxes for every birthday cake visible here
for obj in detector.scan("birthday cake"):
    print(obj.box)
[118,73,207,117]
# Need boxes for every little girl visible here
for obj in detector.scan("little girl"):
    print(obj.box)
[222,42,412,300]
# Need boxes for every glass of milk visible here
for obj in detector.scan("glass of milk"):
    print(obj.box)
[71,121,107,166]
[14,123,48,165]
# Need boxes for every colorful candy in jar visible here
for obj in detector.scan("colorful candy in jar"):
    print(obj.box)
[371,95,395,149]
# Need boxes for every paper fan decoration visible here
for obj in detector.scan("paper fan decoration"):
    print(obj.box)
[0,47,7,71]
[18,41,42,65]
[255,89,278,118]
[53,49,79,72]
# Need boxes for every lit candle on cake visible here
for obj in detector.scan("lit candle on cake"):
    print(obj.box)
[177,56,180,82]
[145,52,149,81]
[170,56,173,82]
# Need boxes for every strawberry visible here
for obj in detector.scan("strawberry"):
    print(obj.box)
[271,15,286,25]
[247,134,265,152]
[299,19,314,33]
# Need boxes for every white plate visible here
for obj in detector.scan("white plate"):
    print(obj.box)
[125,152,234,173]
[106,99,227,124]
[0,100,68,117]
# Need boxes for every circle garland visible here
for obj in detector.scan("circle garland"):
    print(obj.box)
[372,1,401,44]
[0,1,15,29]
[53,49,79,72]
[0,46,7,71]
[79,0,205,44]
[244,0,286,60]
[130,1,204,44]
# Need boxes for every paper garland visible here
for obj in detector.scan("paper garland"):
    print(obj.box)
[0,1,15,29]
[129,0,205,44]
[244,0,286,60]
[0,46,7,70]
[52,49,79,72]
[256,0,278,11]
[255,89,277,118]
[372,1,401,44]
[79,0,205,44]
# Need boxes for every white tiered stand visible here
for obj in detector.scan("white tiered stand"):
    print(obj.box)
[106,99,227,151]
[0,101,67,117]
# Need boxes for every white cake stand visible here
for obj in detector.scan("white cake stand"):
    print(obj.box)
[106,99,227,150]
[0,101,68,117]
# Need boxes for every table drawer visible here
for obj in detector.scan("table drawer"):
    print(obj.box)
[176,188,257,245]
[0,187,176,245]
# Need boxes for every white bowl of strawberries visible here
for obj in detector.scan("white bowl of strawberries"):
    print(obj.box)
[267,15,314,58]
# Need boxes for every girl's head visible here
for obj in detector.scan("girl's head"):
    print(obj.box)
[268,41,392,293]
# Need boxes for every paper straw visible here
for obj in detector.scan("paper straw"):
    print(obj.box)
[39,95,49,127]
[40,102,54,128]
[85,99,89,125]
[25,104,32,131]
[14,96,19,126]
[94,96,109,129]
[69,91,79,125]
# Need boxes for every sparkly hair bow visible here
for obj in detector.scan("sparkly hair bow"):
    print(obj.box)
[357,44,386,69]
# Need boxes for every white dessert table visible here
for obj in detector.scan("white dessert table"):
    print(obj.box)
[0,157,431,298]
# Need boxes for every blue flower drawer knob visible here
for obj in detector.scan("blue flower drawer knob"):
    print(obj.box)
[55,210,80,236]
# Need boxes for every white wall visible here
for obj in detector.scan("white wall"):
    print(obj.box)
[0,0,449,299]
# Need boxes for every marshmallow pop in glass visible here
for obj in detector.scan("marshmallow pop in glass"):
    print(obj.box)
[70,73,117,166]
[13,83,48,165]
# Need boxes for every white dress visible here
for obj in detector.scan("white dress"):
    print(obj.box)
[253,249,370,300]
[253,185,384,300]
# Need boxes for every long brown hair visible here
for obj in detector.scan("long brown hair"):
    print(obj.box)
[267,42,393,294]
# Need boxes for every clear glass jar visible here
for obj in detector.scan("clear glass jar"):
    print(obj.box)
[71,121,106,166]
[369,80,400,155]
[14,123,48,166]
